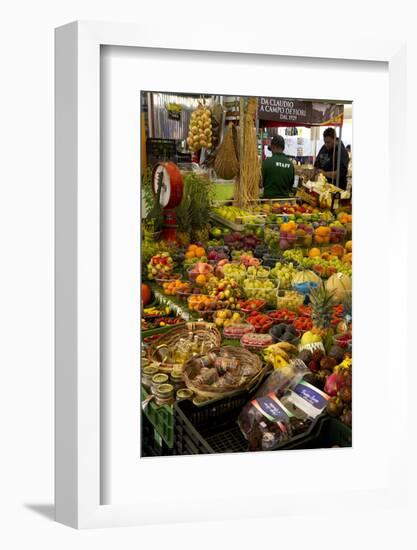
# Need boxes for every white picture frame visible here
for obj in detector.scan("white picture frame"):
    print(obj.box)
[55,21,408,529]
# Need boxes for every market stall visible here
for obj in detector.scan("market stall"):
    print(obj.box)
[141,93,352,457]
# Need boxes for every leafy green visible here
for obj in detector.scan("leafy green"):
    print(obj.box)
[177,171,214,232]
[141,165,163,232]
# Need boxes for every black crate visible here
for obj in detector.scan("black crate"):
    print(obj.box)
[174,394,249,455]
[174,393,322,455]
[141,412,175,457]
[280,415,352,450]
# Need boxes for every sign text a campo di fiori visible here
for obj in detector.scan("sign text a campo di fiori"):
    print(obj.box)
[258,97,311,124]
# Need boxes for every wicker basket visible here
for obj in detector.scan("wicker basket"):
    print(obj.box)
[183,346,265,400]
[146,322,221,374]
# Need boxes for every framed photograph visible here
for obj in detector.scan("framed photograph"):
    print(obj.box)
[55,21,408,528]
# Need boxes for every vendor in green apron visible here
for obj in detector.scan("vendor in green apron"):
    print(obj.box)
[261,135,295,199]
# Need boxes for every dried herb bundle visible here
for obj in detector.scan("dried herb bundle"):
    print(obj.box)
[235,111,260,208]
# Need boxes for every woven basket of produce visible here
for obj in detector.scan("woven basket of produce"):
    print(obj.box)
[147,322,222,374]
[183,346,265,400]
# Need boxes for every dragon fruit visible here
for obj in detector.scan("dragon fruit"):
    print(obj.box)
[324,372,346,397]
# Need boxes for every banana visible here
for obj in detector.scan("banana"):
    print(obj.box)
[272,354,288,369]
[264,344,290,364]
[277,342,298,354]
[272,347,290,362]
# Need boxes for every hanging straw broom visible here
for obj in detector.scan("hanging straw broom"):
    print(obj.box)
[214,123,239,180]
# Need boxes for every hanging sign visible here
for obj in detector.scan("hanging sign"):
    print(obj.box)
[258,97,312,124]
[258,98,344,126]
[165,103,182,121]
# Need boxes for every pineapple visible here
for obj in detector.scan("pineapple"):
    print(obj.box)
[337,290,352,334]
[342,290,352,319]
[175,193,191,247]
[192,226,209,243]
[176,231,190,248]
[175,171,213,248]
[310,285,336,339]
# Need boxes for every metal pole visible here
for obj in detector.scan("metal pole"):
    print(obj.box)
[239,96,245,164]
[336,122,343,188]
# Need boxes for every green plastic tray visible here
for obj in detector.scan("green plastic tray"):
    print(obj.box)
[142,321,187,338]
[141,386,175,448]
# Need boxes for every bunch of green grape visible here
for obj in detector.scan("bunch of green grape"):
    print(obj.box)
[270,262,298,290]
[283,248,305,263]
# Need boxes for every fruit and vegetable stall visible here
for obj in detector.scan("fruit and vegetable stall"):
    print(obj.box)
[141,95,352,457]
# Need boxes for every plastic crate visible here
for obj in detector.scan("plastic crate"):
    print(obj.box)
[175,393,250,455]
[280,415,352,450]
[174,392,320,455]
[141,386,174,448]
[141,413,175,457]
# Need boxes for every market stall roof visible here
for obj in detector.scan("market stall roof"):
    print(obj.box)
[258,97,345,128]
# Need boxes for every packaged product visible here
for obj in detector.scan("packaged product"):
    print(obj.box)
[238,392,310,451]
[238,365,329,451]
[252,358,308,399]
[281,379,330,419]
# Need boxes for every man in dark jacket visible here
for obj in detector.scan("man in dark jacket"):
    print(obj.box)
[314,127,349,190]
[262,135,295,198]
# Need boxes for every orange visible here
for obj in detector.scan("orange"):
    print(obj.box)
[308,248,321,258]
[315,235,324,244]
[188,244,198,252]
[342,252,352,265]
[195,247,206,258]
[195,274,207,286]
[316,226,327,237]
[330,244,345,258]
[185,251,195,260]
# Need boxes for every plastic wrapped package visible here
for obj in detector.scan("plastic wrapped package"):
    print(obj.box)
[238,362,328,451]
[238,392,311,451]
[252,358,308,399]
